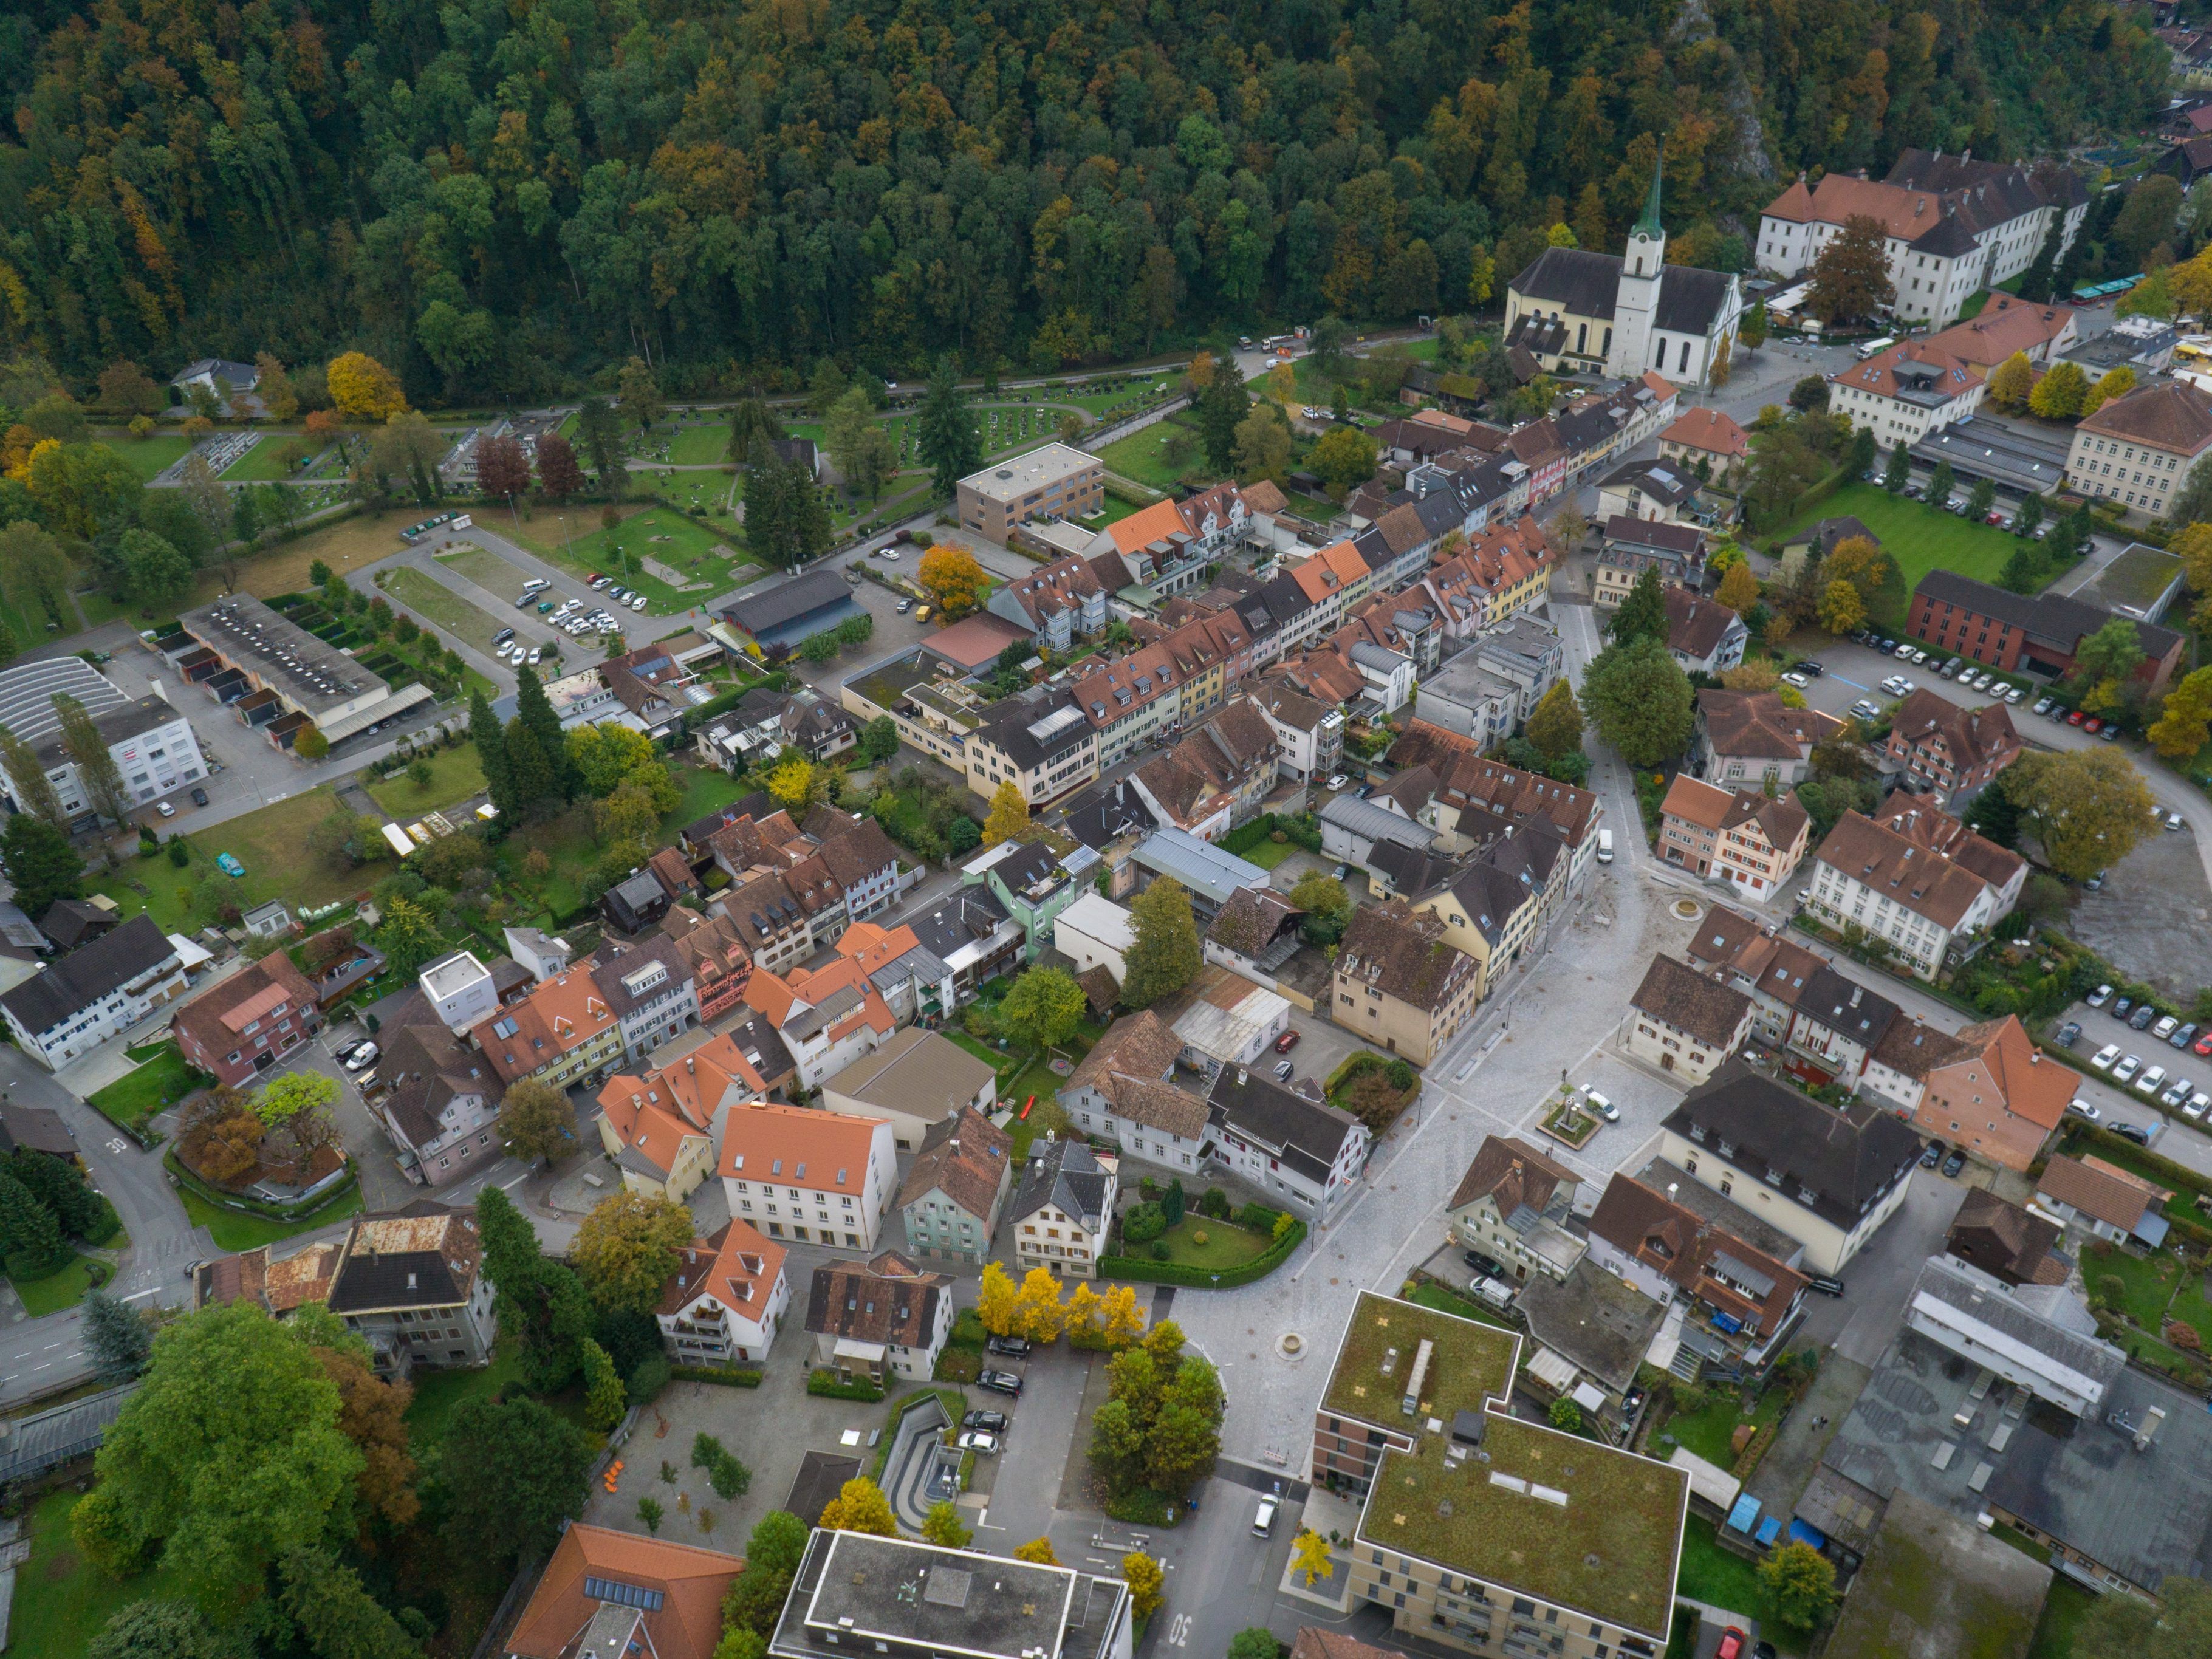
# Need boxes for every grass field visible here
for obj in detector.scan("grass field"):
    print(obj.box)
[1775,482,2032,596]
[384,565,512,657]
[1661,1385,1786,1469]
[9,1253,100,1316]
[506,504,741,613]
[435,542,539,601]
[2027,1576,2097,1659]
[176,507,425,612]
[665,422,736,465]
[178,1180,363,1253]
[368,743,490,816]
[1676,1517,1806,1652]
[219,435,323,481]
[101,433,193,480]
[405,1339,529,1451]
[1143,1217,1272,1270]
[87,1044,205,1132]
[89,788,372,935]
[1098,420,1213,492]
[8,1490,198,1659]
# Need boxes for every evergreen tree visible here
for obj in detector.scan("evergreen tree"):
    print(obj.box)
[83,1287,152,1380]
[511,666,578,798]
[2018,217,2065,303]
[1883,439,1911,492]
[470,691,516,820]
[0,812,83,919]
[1606,566,1669,647]
[728,395,786,461]
[582,1338,628,1431]
[1927,457,1956,504]
[11,1148,100,1236]
[917,357,984,496]
[0,1168,65,1276]
[0,726,66,827]
[577,395,623,487]
[278,1545,423,1659]
[1196,349,1252,471]
[503,720,558,813]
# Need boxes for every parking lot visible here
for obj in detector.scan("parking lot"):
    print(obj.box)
[2052,992,2212,1174]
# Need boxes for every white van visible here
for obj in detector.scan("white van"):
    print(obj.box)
[1252,1496,1278,1537]
[1857,335,1896,361]
[1470,1274,1518,1312]
[1596,829,1615,864]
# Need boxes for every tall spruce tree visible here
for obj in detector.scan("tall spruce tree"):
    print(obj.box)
[502,719,558,812]
[510,666,577,798]
[576,394,623,487]
[916,357,984,496]
[52,693,132,827]
[83,1287,152,1380]
[0,1168,64,1275]
[0,727,65,827]
[1606,566,1669,648]
[0,812,84,916]
[470,691,516,820]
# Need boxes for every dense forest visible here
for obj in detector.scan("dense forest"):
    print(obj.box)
[0,0,2171,403]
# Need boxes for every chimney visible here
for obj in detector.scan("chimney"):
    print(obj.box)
[2135,1405,2167,1452]
[1238,1067,1248,1086]
[1849,987,1863,1008]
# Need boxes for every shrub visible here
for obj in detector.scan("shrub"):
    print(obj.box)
[1123,1202,1166,1244]
[807,1370,884,1401]
[1197,1187,1233,1220]
[1192,1230,1208,1246]
[1237,1201,1284,1233]
[628,1354,672,1404]
[1151,1240,1171,1260]
[2096,1273,2128,1314]
[1384,1059,1417,1090]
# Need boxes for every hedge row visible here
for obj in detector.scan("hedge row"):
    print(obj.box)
[671,1365,764,1387]
[807,1370,885,1401]
[1100,1217,1308,1286]
[163,1152,361,1223]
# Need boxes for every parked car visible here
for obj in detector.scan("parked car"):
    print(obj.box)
[2032,697,2055,716]
[1584,1089,1620,1123]
[2067,1096,2103,1121]
[1463,1248,1506,1279]
[1716,1628,1747,1659]
[2155,1015,2180,1041]
[1273,1030,1301,1054]
[2114,996,2134,1021]
[2090,1043,2123,1071]
[1940,1148,1967,1178]
[2114,1054,2143,1083]
[1781,671,1810,688]
[190,787,208,807]
[1797,660,1825,677]
[957,1431,1000,1455]
[155,801,175,818]
[1273,1059,1295,1081]
[1325,773,1347,791]
[2166,812,2186,831]
[2161,1077,2195,1109]
[2135,1064,2168,1098]
[962,1409,1008,1433]
[2083,717,2103,734]
[1920,1139,1945,1169]
[2196,1031,2212,1057]
[897,598,913,614]
[2189,1092,2211,1121]
[2056,1021,2082,1048]
[2111,1121,2153,1145]
[2131,1004,2159,1031]
[978,1370,1024,1397]
[1252,1496,1279,1538]
[1805,1275,1846,1297]
[2067,710,2087,727]
[216,852,245,877]
[2087,983,2114,1007]
[343,1041,380,1071]
[2170,1022,2199,1050]
[985,1334,1031,1358]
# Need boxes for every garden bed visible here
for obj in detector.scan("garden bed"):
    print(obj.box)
[1539,1093,1600,1149]
[1324,1052,1420,1132]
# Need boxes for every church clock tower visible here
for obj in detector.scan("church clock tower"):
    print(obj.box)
[1608,160,1667,378]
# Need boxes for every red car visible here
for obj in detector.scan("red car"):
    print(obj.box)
[2196,1032,2212,1056]
[2083,717,2103,734]
[1716,1629,1747,1659]
[1985,511,2005,525]
[2067,710,2087,727]
[1274,1030,1301,1054]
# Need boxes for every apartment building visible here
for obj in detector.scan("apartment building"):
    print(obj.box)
[1869,1013,2077,1174]
[326,1203,498,1378]
[595,1031,784,1199]
[719,1100,899,1249]
[470,965,625,1093]
[1585,1172,1808,1368]
[1908,571,2187,696]
[0,915,190,1070]
[744,956,899,1089]
[1657,1061,1922,1273]
[656,1218,790,1366]
[1445,1135,1585,1282]
[984,552,1110,652]
[1620,954,1756,1084]
[1318,1293,1688,1659]
[804,1250,953,1385]
[1594,518,1704,608]
[957,443,1105,544]
[1204,1066,1371,1221]
[1884,688,2022,804]
[1826,340,1985,445]
[1332,899,1482,1065]
[2064,378,2212,519]
[171,951,321,1086]
[1663,585,1748,676]
[961,839,1086,962]
[1057,1010,1213,1173]
[1656,775,1812,898]
[1804,807,2027,980]
[1010,1136,1116,1279]
[1692,689,1843,789]
[964,682,1101,807]
[12,695,210,829]
[895,1106,1012,1265]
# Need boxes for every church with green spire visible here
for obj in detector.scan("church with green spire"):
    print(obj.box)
[1501,159,1744,389]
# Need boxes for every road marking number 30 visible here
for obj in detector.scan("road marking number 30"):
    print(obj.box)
[107,1138,129,1155]
[1165,1617,1192,1648]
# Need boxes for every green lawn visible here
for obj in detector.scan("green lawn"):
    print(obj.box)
[434,541,539,601]
[1676,1516,1806,1651]
[1660,1386,1786,1470]
[1097,422,1214,493]
[220,436,320,481]
[89,788,375,936]
[666,422,738,465]
[383,564,515,657]
[2027,1576,2098,1659]
[9,1253,100,1316]
[101,433,193,480]
[505,504,743,614]
[1142,1217,1271,1271]
[1241,838,1300,870]
[405,1338,529,1451]
[366,742,489,817]
[668,764,754,827]
[8,1490,198,1659]
[86,1045,207,1132]
[2080,1240,2180,1329]
[1775,482,2030,597]
[178,1180,362,1253]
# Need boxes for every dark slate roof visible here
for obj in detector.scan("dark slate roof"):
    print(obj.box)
[1914,570,2185,662]
[1206,1066,1363,1188]
[1510,247,1625,320]
[0,915,174,1037]
[325,1203,481,1313]
[905,888,1011,961]
[1010,1136,1111,1230]
[723,569,856,636]
[981,841,1064,897]
[1654,266,1736,336]
[1060,778,1158,851]
[1794,965,1900,1051]
[37,899,115,951]
[1908,213,1981,258]
[1665,1061,1922,1233]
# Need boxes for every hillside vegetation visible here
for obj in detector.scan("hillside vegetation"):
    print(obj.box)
[0,0,2168,397]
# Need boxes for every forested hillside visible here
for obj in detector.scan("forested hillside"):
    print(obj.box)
[0,0,2169,401]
